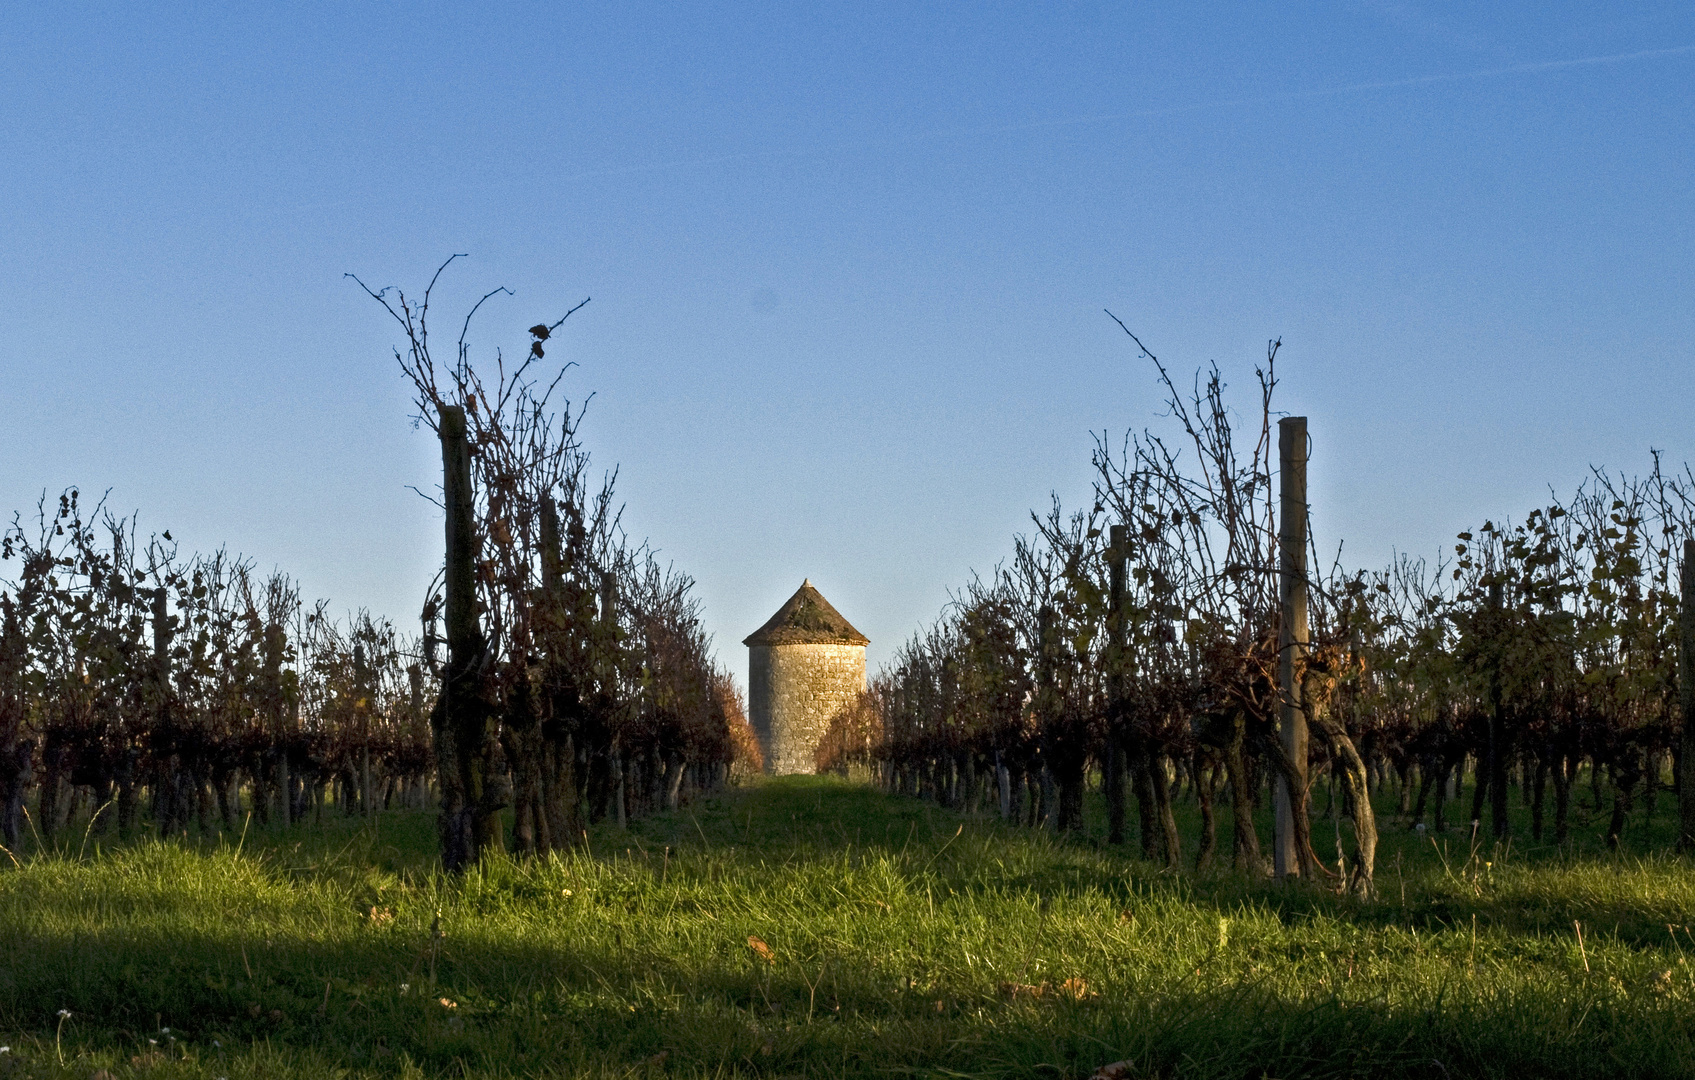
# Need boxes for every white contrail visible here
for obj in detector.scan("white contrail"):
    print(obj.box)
[1224,42,1695,107]
[560,43,1695,183]
[984,43,1695,131]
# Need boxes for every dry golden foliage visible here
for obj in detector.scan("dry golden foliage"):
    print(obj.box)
[814,687,884,776]
[719,676,765,780]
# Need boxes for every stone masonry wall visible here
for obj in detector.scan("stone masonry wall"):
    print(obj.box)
[747,643,866,775]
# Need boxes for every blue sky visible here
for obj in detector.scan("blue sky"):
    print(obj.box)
[3,3,1692,672]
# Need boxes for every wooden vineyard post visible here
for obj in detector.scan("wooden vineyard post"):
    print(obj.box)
[407,663,425,809]
[355,642,373,818]
[264,622,291,828]
[1275,416,1310,878]
[1105,524,1129,846]
[1679,538,1695,851]
[1035,604,1059,833]
[440,404,500,868]
[536,497,578,850]
[1487,580,1509,841]
[153,586,177,838]
[0,602,27,850]
[601,569,626,830]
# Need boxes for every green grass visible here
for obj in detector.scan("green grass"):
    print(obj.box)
[3,777,1695,1078]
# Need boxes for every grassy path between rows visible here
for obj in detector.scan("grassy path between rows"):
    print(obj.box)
[3,776,1695,1078]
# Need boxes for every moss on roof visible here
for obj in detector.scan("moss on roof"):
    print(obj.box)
[743,579,869,647]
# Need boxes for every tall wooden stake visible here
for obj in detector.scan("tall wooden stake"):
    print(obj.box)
[1274,416,1309,878]
[1679,539,1695,851]
[356,642,374,818]
[601,569,626,830]
[538,497,581,848]
[441,405,499,866]
[1487,580,1509,840]
[153,586,176,838]
[1105,524,1128,846]
[264,622,291,828]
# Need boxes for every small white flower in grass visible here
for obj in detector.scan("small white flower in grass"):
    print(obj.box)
[213,1040,222,1048]
[55,1010,73,1064]
[0,1046,10,1053]
[160,1027,170,1034]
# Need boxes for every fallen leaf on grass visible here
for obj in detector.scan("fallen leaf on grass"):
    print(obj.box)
[1059,977,1097,1001]
[1090,1060,1134,1079]
[747,935,776,965]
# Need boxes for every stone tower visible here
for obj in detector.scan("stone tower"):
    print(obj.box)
[744,579,869,775]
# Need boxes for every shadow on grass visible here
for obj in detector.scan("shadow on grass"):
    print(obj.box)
[7,917,1695,1080]
[1,777,1694,1078]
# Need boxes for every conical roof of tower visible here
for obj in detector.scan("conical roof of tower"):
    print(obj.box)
[743,579,869,647]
